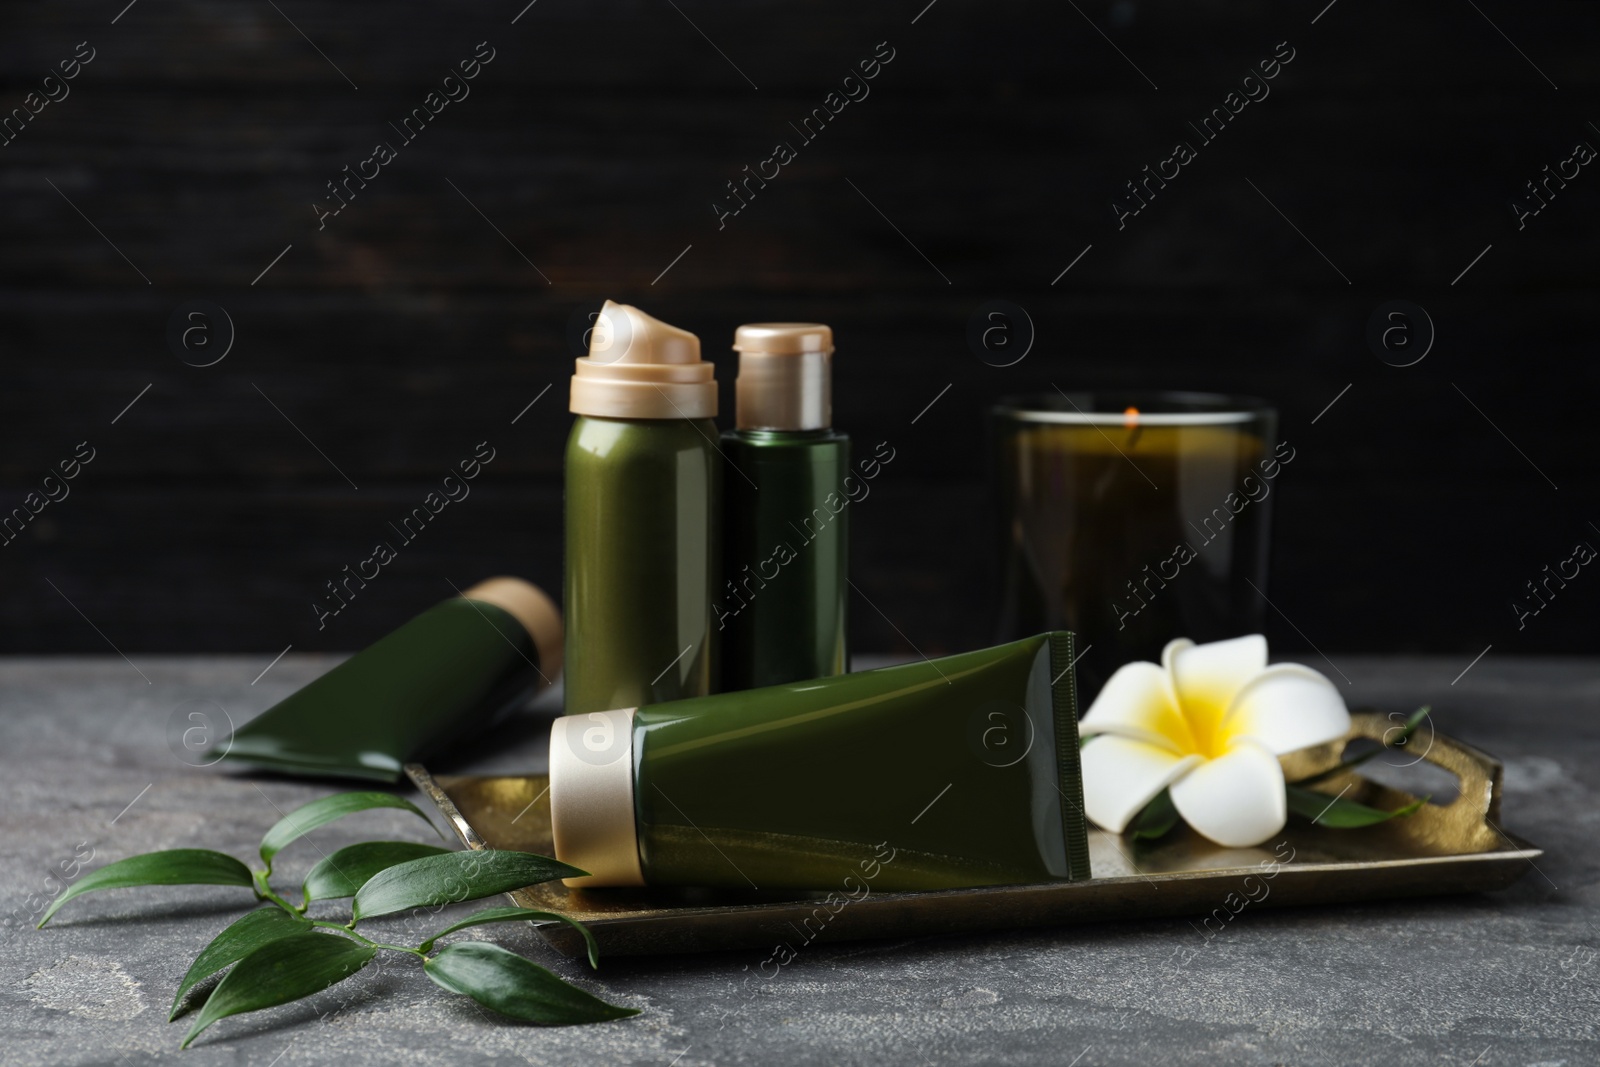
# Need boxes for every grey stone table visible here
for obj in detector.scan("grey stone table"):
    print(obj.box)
[2,655,1595,1067]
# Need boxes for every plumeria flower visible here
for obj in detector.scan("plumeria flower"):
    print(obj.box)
[1078,635,1350,848]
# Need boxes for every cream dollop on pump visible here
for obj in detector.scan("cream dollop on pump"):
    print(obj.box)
[569,300,717,419]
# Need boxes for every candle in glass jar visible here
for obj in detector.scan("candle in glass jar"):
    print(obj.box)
[990,392,1280,700]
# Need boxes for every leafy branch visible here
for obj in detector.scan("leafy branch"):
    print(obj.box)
[37,791,636,1048]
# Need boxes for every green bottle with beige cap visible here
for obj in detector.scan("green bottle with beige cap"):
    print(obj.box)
[719,322,850,690]
[564,300,720,715]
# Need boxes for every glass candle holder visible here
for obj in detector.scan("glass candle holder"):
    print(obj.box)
[990,391,1280,701]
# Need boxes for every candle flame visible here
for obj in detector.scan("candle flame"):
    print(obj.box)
[1123,406,1140,428]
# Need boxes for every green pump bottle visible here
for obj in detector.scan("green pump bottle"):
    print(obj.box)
[563,301,720,716]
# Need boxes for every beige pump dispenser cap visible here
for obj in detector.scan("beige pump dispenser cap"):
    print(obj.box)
[569,300,717,420]
[733,323,833,431]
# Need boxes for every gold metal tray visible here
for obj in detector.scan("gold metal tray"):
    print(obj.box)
[405,712,1541,957]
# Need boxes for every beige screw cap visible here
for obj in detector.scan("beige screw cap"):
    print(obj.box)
[569,300,717,420]
[733,323,833,431]
[548,709,645,888]
[460,577,563,682]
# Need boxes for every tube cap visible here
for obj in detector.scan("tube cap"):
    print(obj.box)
[732,323,833,431]
[569,301,716,420]
[460,577,563,682]
[548,709,645,887]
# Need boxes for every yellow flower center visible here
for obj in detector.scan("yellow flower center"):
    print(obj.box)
[1179,691,1233,760]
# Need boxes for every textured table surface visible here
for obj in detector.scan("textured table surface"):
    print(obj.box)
[2,654,1595,1066]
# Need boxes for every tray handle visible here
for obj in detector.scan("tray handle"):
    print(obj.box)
[1343,710,1504,853]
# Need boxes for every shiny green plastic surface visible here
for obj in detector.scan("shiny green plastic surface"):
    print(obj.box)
[564,415,720,716]
[632,632,1087,892]
[225,598,542,782]
[719,429,849,690]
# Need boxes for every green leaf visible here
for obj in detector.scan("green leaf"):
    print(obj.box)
[259,792,437,868]
[419,907,600,968]
[181,932,375,1048]
[424,942,636,1025]
[170,907,312,1020]
[1286,784,1429,828]
[1126,789,1180,841]
[353,850,586,923]
[37,849,255,927]
[1291,706,1432,788]
[302,841,451,904]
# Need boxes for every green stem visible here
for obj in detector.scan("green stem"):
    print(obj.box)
[252,871,301,915]
[310,920,426,958]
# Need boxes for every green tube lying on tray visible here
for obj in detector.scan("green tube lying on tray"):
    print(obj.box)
[548,632,1088,892]
[225,578,563,782]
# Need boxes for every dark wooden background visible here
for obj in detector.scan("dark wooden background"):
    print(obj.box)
[2,0,1596,661]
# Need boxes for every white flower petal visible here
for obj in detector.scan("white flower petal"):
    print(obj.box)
[1221,663,1351,755]
[1167,634,1269,755]
[1078,661,1195,753]
[1081,735,1202,833]
[1160,637,1194,671]
[1160,638,1193,711]
[1168,740,1287,847]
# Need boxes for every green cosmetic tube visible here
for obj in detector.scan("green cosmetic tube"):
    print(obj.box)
[548,632,1089,892]
[719,323,850,690]
[564,301,720,715]
[225,578,562,782]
